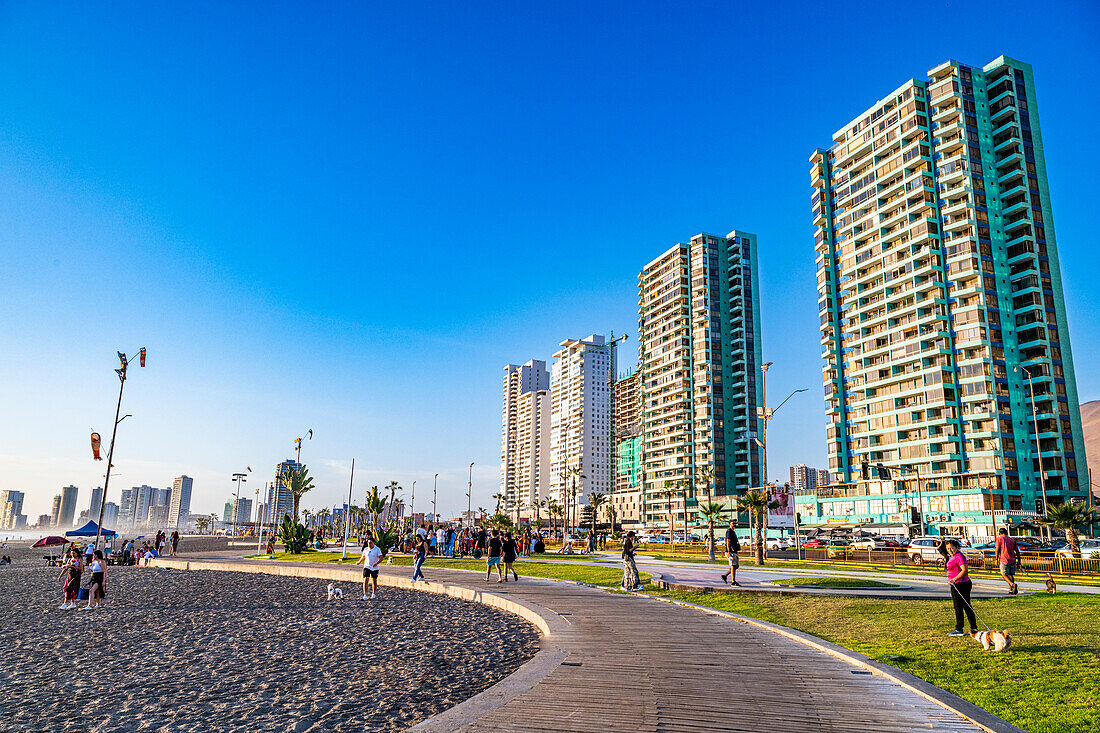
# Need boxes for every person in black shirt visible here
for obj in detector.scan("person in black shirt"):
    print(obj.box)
[722,520,741,586]
[502,531,519,582]
[621,531,642,591]
[485,529,505,582]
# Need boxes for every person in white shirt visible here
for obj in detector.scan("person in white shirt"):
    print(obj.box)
[436,526,446,552]
[355,537,383,600]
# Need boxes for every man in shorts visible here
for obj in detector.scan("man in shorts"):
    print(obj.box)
[721,520,741,586]
[485,529,504,582]
[356,536,383,600]
[995,527,1021,595]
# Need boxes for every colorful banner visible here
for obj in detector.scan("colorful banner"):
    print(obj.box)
[767,484,795,528]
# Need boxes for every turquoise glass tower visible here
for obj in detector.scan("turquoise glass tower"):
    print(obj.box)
[807,56,1088,537]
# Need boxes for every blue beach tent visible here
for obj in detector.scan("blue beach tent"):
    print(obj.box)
[65,521,118,538]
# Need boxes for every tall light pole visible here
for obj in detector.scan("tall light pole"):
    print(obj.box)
[755,364,807,543]
[410,480,416,528]
[1015,365,1050,541]
[433,474,438,524]
[342,459,355,559]
[93,348,146,551]
[231,473,247,537]
[467,464,473,527]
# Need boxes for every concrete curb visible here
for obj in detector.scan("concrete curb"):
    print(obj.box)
[147,558,569,732]
[639,587,1027,733]
[651,570,986,600]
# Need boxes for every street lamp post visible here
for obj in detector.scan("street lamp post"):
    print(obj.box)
[231,472,247,537]
[410,480,416,529]
[93,348,146,551]
[755,363,807,545]
[1015,365,1050,541]
[433,475,438,525]
[467,464,473,528]
[342,459,355,559]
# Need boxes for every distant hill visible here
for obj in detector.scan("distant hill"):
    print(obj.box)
[1084,400,1100,496]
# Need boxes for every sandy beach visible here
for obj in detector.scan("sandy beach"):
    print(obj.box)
[0,546,540,732]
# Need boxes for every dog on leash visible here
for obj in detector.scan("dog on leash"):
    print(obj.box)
[327,583,344,600]
[1046,574,1057,594]
[971,630,1013,652]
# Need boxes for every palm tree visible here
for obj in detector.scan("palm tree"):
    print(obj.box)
[385,481,401,524]
[366,486,387,531]
[697,467,717,560]
[675,477,694,545]
[195,516,209,535]
[588,492,607,537]
[739,490,778,565]
[548,500,562,539]
[1042,503,1099,556]
[281,466,316,520]
[302,508,312,529]
[492,492,504,514]
[317,508,331,537]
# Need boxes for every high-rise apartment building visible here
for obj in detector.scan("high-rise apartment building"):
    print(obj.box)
[549,335,614,525]
[267,460,300,523]
[789,465,821,492]
[638,232,764,530]
[500,360,552,519]
[0,490,25,529]
[612,370,644,530]
[102,502,119,527]
[87,487,104,519]
[169,476,193,529]
[234,497,253,525]
[50,494,63,527]
[58,485,78,528]
[808,56,1089,537]
[223,501,233,523]
[125,485,157,527]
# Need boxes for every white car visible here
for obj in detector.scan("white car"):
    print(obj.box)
[1055,539,1100,559]
[850,537,887,550]
[764,538,789,551]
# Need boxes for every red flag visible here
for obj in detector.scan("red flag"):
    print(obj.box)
[139,347,146,367]
[308,429,313,440]
[91,432,103,461]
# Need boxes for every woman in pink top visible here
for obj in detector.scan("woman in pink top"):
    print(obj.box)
[937,538,977,635]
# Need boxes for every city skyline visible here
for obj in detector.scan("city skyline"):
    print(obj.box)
[2,4,1098,521]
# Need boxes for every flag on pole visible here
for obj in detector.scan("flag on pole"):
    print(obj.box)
[139,347,146,367]
[308,429,313,440]
[91,432,103,461]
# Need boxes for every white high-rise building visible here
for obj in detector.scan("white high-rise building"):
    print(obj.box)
[234,497,253,525]
[169,476,193,529]
[126,485,157,527]
[500,360,552,519]
[550,335,613,527]
[0,490,24,529]
[87,487,104,519]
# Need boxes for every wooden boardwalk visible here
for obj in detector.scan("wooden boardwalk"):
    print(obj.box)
[161,556,1002,733]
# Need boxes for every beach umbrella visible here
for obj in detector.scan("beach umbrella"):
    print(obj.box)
[31,536,69,548]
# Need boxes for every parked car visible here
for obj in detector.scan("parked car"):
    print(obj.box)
[850,536,887,550]
[1055,540,1100,559]
[765,537,787,551]
[907,536,946,565]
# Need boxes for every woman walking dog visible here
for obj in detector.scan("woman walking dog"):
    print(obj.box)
[938,538,978,636]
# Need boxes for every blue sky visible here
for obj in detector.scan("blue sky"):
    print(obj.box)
[2,1,1097,520]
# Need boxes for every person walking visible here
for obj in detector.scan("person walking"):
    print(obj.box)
[57,546,82,610]
[485,529,505,582]
[356,536,383,600]
[84,550,107,610]
[938,538,978,636]
[721,520,741,586]
[170,530,180,556]
[621,531,642,591]
[994,528,1021,595]
[411,535,428,582]
[502,531,519,582]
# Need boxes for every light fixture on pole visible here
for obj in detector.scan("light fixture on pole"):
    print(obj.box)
[1014,364,1050,541]
[342,459,355,559]
[467,464,473,528]
[231,473,247,537]
[92,348,147,552]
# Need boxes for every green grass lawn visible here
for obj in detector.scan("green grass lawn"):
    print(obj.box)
[766,576,898,588]
[254,551,644,587]
[652,588,1100,732]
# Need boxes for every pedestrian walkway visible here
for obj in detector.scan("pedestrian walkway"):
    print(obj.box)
[151,553,1020,732]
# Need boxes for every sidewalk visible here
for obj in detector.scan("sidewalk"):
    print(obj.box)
[152,553,1019,732]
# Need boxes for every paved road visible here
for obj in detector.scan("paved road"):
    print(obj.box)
[156,553,1013,732]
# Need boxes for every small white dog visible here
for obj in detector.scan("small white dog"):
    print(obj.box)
[327,583,344,600]
[971,629,1012,652]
